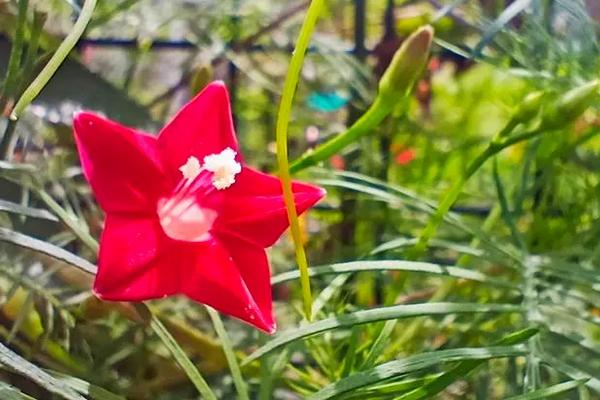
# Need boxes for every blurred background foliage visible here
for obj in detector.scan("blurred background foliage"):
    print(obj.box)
[2,0,600,399]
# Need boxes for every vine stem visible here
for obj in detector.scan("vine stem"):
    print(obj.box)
[10,0,97,119]
[275,0,325,321]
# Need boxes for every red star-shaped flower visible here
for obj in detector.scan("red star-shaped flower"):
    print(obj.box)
[73,81,325,333]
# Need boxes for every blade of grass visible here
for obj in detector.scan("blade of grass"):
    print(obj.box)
[505,380,585,400]
[472,0,533,57]
[52,372,126,400]
[396,328,538,400]
[360,320,397,370]
[0,380,35,400]
[0,227,97,274]
[307,345,528,400]
[243,303,522,364]
[148,313,217,400]
[206,307,249,400]
[271,260,518,290]
[258,348,290,400]
[0,341,85,400]
[0,199,58,221]
[539,351,600,393]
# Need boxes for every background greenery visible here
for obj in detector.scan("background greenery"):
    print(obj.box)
[1,0,600,398]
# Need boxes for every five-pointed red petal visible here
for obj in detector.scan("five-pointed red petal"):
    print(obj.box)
[73,81,325,333]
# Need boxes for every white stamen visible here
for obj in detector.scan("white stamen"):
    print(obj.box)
[179,156,201,180]
[202,147,241,190]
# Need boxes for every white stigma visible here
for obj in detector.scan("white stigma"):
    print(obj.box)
[202,147,242,190]
[179,156,202,180]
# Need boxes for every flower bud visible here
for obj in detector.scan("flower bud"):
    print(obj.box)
[542,80,600,128]
[513,91,544,124]
[378,25,434,102]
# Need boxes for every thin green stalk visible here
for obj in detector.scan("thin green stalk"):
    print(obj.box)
[20,11,47,88]
[10,0,97,119]
[206,307,249,400]
[275,0,324,321]
[0,119,18,160]
[150,314,217,400]
[523,256,541,393]
[1,0,28,103]
[258,349,290,400]
[35,189,99,253]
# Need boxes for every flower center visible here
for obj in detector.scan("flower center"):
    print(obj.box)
[157,149,241,242]
[157,190,217,242]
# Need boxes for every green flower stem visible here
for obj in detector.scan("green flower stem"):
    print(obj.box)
[36,189,99,253]
[290,97,391,173]
[275,0,325,321]
[10,0,97,119]
[149,313,217,400]
[206,307,249,400]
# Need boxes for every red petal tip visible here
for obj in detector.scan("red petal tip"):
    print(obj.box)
[249,306,277,334]
[254,317,277,335]
[264,322,277,335]
[317,187,327,199]
[209,80,226,88]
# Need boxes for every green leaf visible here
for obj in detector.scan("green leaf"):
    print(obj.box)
[0,199,57,221]
[243,303,522,364]
[0,161,36,175]
[0,381,35,400]
[505,380,585,399]
[472,0,533,57]
[343,375,440,399]
[538,351,600,394]
[396,328,539,400]
[0,227,97,275]
[360,320,397,369]
[315,170,520,263]
[52,374,125,400]
[148,312,217,400]
[307,345,528,400]
[271,260,517,290]
[371,237,484,258]
[0,341,85,400]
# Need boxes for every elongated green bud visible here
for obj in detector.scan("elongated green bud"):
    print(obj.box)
[513,91,544,123]
[378,25,434,101]
[491,91,545,143]
[542,80,600,129]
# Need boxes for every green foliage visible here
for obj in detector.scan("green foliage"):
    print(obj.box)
[1,0,600,399]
